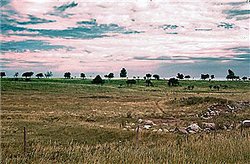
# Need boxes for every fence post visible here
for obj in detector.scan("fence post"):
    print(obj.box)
[24,127,27,156]
[213,129,216,139]
[240,124,243,137]
[136,125,140,148]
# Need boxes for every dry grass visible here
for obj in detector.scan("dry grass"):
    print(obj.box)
[2,131,250,163]
[1,78,250,163]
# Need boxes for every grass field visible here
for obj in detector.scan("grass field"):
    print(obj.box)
[1,78,250,163]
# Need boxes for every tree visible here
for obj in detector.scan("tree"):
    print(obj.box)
[153,74,160,80]
[92,75,104,84]
[64,72,71,79]
[201,74,209,80]
[14,72,19,78]
[228,69,235,76]
[211,75,215,80]
[120,68,127,78]
[168,78,179,86]
[107,73,114,79]
[146,73,152,79]
[80,73,86,79]
[184,75,191,80]
[22,72,33,81]
[242,76,248,81]
[45,71,53,78]
[0,72,6,78]
[176,73,184,79]
[22,72,34,78]
[226,69,238,80]
[36,73,44,78]
[235,76,240,80]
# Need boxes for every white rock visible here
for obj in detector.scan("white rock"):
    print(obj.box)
[227,105,234,110]
[215,110,220,115]
[158,129,163,132]
[210,111,216,116]
[138,118,143,124]
[242,120,250,127]
[144,125,152,130]
[186,123,201,132]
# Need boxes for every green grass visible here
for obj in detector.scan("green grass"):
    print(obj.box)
[1,78,250,163]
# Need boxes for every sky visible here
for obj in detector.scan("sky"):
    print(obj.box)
[1,0,250,78]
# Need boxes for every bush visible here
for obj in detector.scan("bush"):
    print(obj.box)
[92,75,104,84]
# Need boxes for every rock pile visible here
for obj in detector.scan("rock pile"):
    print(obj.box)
[175,123,202,134]
[122,116,249,135]
[201,101,250,119]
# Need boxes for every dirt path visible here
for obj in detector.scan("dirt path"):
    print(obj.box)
[155,99,167,114]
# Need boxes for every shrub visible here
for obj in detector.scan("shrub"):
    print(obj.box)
[92,75,104,84]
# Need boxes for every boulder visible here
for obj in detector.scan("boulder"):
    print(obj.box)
[242,120,250,128]
[144,125,152,130]
[202,123,216,130]
[186,123,201,132]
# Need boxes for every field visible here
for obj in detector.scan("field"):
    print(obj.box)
[1,78,250,163]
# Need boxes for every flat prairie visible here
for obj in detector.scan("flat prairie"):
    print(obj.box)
[1,78,250,163]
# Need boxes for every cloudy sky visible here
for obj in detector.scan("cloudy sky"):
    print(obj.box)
[1,0,249,78]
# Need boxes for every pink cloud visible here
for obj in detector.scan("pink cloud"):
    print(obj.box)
[2,0,249,76]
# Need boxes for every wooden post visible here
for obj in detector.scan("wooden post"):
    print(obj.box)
[240,124,243,137]
[24,127,27,156]
[136,125,140,148]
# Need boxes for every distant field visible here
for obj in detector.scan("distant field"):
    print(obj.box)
[1,78,250,163]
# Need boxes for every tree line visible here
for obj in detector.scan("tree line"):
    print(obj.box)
[0,68,249,83]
